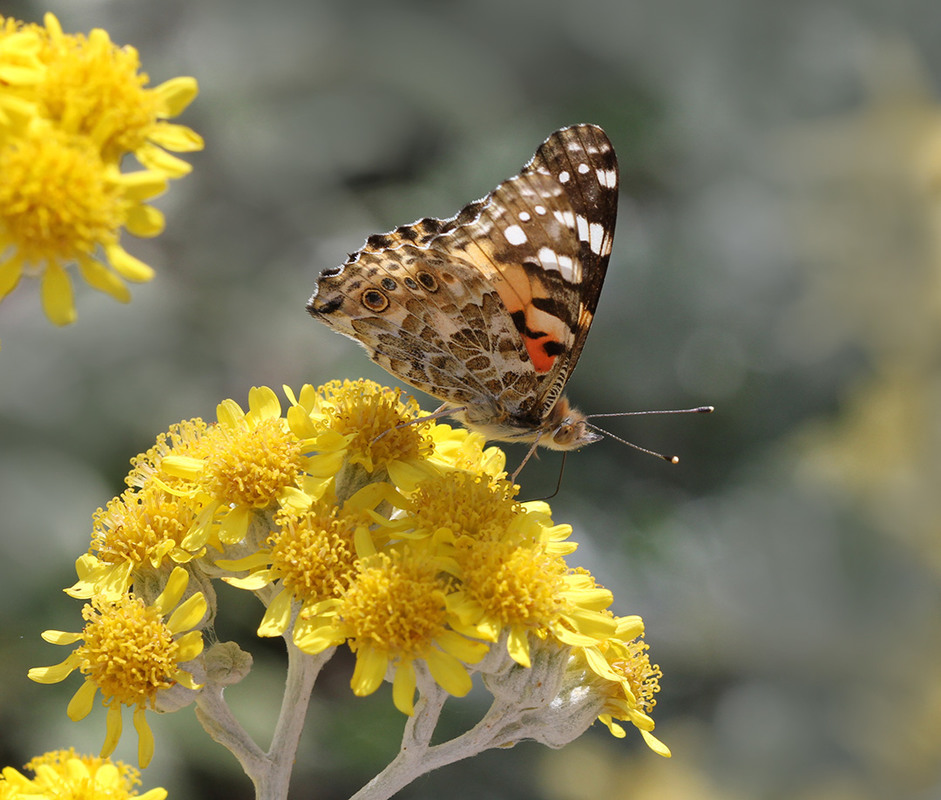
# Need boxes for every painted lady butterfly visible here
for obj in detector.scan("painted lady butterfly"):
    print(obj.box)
[307,124,618,458]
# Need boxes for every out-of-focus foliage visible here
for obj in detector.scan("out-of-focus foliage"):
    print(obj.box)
[1,1,940,799]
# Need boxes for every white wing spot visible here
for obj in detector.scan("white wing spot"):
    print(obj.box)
[554,210,576,229]
[538,247,577,281]
[578,163,590,174]
[534,205,547,215]
[558,170,570,184]
[589,222,606,254]
[503,224,527,245]
[518,211,531,222]
[596,168,617,188]
[576,214,591,241]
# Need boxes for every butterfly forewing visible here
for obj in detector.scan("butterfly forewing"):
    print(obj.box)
[308,123,619,446]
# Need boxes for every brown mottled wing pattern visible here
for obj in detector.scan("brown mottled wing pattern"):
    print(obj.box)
[307,124,618,432]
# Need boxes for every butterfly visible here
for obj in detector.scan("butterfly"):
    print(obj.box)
[307,124,619,461]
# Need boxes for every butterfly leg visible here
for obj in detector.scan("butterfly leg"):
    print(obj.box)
[370,404,466,444]
[511,432,544,483]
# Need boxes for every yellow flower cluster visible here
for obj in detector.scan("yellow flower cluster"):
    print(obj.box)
[31,380,668,768]
[0,749,166,800]
[0,13,202,328]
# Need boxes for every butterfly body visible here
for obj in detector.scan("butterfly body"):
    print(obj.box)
[308,124,618,453]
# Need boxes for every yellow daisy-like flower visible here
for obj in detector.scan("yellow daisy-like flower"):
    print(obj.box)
[66,483,209,600]
[296,547,489,715]
[28,567,206,768]
[220,494,377,640]
[0,123,167,325]
[287,379,435,478]
[36,13,203,174]
[126,417,212,491]
[161,386,335,546]
[0,749,167,800]
[580,616,671,757]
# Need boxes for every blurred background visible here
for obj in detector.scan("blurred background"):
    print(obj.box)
[2,0,940,798]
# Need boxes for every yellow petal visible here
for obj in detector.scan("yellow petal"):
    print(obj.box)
[101,702,123,757]
[641,729,672,757]
[507,626,531,668]
[104,245,155,282]
[424,648,472,697]
[134,706,155,768]
[125,203,165,238]
[78,258,131,302]
[392,660,417,715]
[174,630,205,662]
[154,566,189,616]
[436,630,488,665]
[248,385,282,420]
[219,506,252,545]
[114,169,167,202]
[0,256,23,299]
[350,645,387,697]
[154,76,199,116]
[28,656,79,684]
[136,141,193,178]
[66,679,98,721]
[166,592,207,634]
[40,262,76,326]
[257,589,294,637]
[216,398,245,429]
[40,630,83,645]
[148,122,204,152]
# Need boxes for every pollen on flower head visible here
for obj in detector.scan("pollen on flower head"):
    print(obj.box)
[459,538,567,629]
[407,472,521,541]
[203,415,305,508]
[268,506,359,603]
[77,594,182,706]
[0,127,125,263]
[313,380,434,472]
[21,749,165,800]
[343,549,449,658]
[91,484,204,568]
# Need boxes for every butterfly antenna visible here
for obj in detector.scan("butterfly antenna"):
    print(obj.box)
[584,405,715,465]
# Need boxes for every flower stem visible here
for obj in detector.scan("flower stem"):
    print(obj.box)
[195,639,332,800]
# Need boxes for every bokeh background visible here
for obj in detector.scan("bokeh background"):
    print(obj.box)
[2,0,940,798]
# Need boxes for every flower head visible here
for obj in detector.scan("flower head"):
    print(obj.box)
[0,749,167,800]
[161,387,328,546]
[29,567,206,767]
[0,12,201,328]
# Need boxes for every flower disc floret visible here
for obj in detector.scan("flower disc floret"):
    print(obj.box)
[407,472,521,541]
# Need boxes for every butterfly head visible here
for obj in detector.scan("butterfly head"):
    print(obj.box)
[542,396,602,451]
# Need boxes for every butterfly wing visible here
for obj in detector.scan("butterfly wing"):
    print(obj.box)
[308,124,618,435]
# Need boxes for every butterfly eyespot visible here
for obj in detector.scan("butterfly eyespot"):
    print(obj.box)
[380,277,398,291]
[320,266,342,278]
[403,277,419,290]
[361,288,389,311]
[416,271,439,292]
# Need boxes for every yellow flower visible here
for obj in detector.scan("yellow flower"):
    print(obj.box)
[36,13,202,174]
[126,417,212,491]
[288,379,435,479]
[580,616,671,757]
[0,123,167,325]
[296,547,489,715]
[29,567,206,768]
[0,18,45,139]
[0,749,167,800]
[66,484,209,599]
[220,494,378,640]
[161,387,331,547]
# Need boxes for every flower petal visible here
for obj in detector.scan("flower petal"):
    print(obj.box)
[392,660,417,715]
[66,679,98,721]
[40,262,76,326]
[134,706,155,767]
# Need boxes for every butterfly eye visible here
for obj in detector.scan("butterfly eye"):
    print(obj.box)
[361,288,389,312]
[416,271,439,292]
